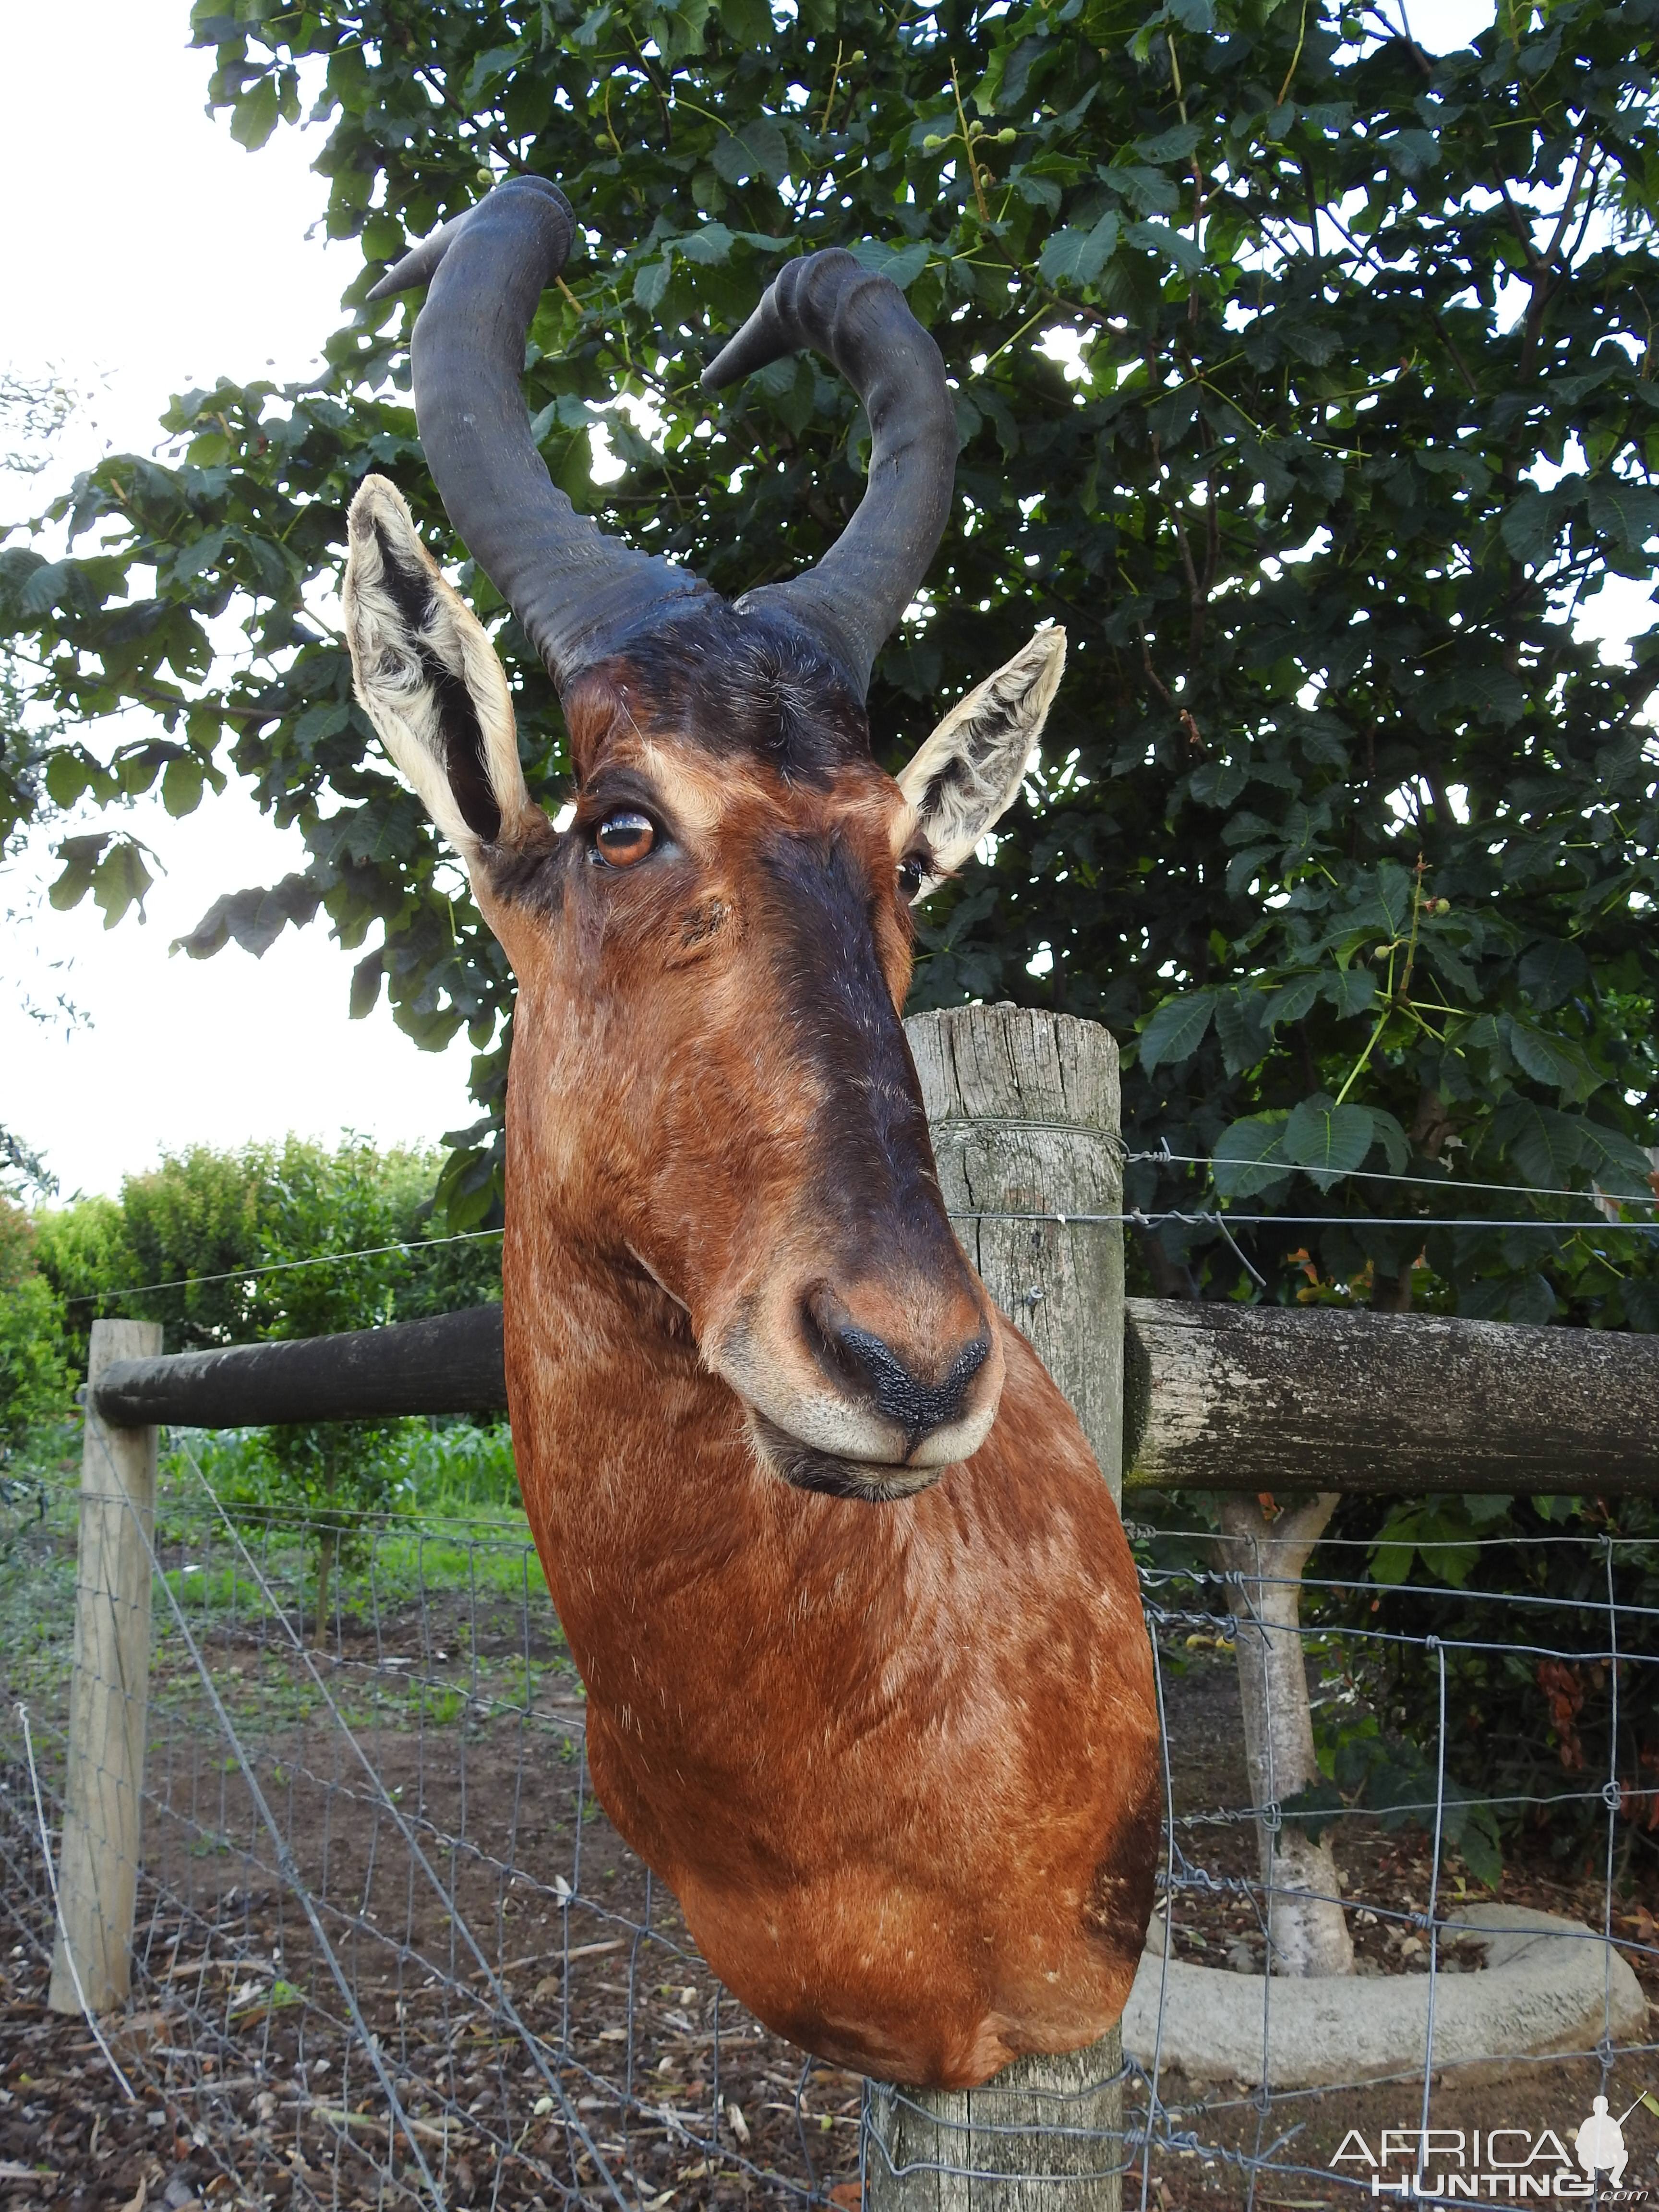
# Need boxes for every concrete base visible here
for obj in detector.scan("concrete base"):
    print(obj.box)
[1122,1906,1647,2090]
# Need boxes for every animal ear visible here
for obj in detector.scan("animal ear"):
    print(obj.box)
[895,626,1066,897]
[342,475,545,861]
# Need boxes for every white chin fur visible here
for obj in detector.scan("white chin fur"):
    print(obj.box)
[745,1413,949,1504]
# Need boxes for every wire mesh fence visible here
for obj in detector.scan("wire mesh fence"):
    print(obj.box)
[3,1423,1658,2211]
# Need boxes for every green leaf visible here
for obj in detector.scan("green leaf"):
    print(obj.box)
[1587,477,1659,552]
[1214,987,1272,1075]
[1281,321,1341,367]
[1344,861,1416,944]
[1579,1122,1659,1201]
[1212,1114,1290,1198]
[167,528,230,586]
[462,43,525,105]
[1488,1099,1589,1189]
[1188,756,1248,808]
[48,834,110,914]
[1449,1799,1503,1889]
[1138,990,1215,1073]
[1225,843,1275,896]
[91,839,156,928]
[229,73,281,151]
[1265,973,1322,1028]
[1283,1096,1375,1185]
[161,755,206,818]
[1498,487,1562,566]
[1518,938,1589,1012]
[1133,123,1200,163]
[848,238,930,289]
[1381,128,1439,178]
[632,258,671,310]
[172,874,322,961]
[1125,219,1205,275]
[1368,1107,1409,1175]
[294,701,353,746]
[1370,1539,1416,1587]
[713,0,773,46]
[350,947,384,1020]
[1280,1779,1345,1839]
[1037,212,1119,287]
[43,749,99,809]
[0,543,46,612]
[677,222,734,265]
[1505,1020,1602,1102]
[18,560,95,618]
[1324,966,1376,1018]
[710,114,789,185]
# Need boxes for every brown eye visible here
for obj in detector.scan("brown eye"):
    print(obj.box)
[898,854,928,900]
[595,810,656,867]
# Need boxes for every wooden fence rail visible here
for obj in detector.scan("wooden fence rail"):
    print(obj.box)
[93,1292,1659,1495]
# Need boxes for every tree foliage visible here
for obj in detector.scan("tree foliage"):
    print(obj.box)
[1322,1484,1659,1875]
[34,1133,500,1367]
[28,1135,503,1629]
[2,0,1656,1313]
[0,1202,71,1453]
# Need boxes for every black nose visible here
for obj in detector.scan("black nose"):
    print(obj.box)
[805,1287,990,1455]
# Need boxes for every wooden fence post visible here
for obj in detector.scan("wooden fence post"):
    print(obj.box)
[864,1005,1128,2212]
[49,1317,163,2016]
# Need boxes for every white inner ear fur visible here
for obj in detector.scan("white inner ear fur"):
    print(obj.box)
[342,475,537,861]
[896,626,1067,897]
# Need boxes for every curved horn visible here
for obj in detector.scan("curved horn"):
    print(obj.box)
[701,251,955,700]
[369,178,707,688]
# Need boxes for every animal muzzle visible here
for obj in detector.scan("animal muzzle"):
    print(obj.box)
[802,1284,992,1458]
[713,1269,1005,1503]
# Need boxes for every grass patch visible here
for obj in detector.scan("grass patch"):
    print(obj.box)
[2,1414,576,1749]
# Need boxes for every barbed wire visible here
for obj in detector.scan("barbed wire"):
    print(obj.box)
[57,1206,1659,1317]
[51,1128,1659,1314]
[60,1226,507,1307]
[1125,1141,1659,1208]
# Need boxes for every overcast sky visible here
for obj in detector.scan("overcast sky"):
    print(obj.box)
[0,0,1628,1200]
[1,0,479,1200]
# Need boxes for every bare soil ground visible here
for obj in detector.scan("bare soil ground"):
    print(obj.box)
[0,1581,866,2212]
[3,1629,1656,2211]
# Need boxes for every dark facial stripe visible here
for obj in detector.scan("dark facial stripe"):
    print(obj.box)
[757,830,962,1285]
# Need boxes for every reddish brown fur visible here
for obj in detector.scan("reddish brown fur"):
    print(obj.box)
[470,667,1161,2090]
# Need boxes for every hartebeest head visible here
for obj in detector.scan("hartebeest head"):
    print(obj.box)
[343,177,1065,1501]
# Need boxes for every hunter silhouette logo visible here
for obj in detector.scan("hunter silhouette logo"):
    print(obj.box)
[1578,2096,1628,2188]
[1577,2095,1649,2192]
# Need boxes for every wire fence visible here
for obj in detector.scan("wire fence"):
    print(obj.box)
[3,1425,1658,2210]
[52,1135,1659,1313]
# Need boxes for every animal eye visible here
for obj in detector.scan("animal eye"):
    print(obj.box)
[897,854,928,900]
[595,810,656,868]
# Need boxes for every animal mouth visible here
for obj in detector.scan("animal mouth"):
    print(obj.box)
[746,1412,947,1503]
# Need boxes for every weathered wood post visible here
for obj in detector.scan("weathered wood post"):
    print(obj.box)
[49,1317,163,2015]
[864,1004,1129,2212]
